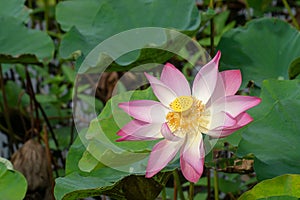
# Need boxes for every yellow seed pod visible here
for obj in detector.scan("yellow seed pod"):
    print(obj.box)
[170,96,193,112]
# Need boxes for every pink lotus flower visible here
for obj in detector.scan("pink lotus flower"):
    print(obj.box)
[117,51,261,182]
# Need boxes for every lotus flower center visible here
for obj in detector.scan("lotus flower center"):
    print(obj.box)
[167,96,210,135]
[169,96,193,112]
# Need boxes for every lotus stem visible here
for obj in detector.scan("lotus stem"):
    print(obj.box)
[213,169,219,200]
[173,169,185,200]
[189,182,194,200]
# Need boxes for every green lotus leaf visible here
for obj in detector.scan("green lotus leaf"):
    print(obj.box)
[0,17,54,64]
[217,18,300,87]
[54,136,171,200]
[56,0,201,71]
[237,79,300,180]
[239,174,300,199]
[0,0,30,22]
[0,159,27,200]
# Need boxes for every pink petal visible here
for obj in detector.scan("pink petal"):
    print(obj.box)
[144,72,177,107]
[180,154,204,183]
[146,139,183,178]
[207,112,253,138]
[207,70,242,107]
[117,120,163,141]
[119,100,167,123]
[234,112,253,127]
[211,95,261,118]
[192,51,221,104]
[207,129,235,138]
[206,73,226,106]
[209,111,236,130]
[180,134,205,182]
[161,123,181,141]
[220,112,253,130]
[220,70,242,96]
[161,63,191,96]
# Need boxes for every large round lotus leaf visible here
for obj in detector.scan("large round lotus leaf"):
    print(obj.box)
[56,0,200,70]
[217,18,300,87]
[0,161,27,200]
[237,79,300,180]
[239,174,300,200]
[54,135,171,200]
[56,0,199,34]
[0,0,30,22]
[0,17,54,64]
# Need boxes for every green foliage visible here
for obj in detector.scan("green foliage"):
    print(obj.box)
[55,132,172,200]
[239,174,300,199]
[246,0,273,17]
[199,10,236,46]
[218,173,241,193]
[56,0,201,70]
[0,0,300,199]
[55,86,189,199]
[0,0,54,64]
[288,57,300,79]
[0,80,29,109]
[0,158,27,200]
[0,18,54,64]
[217,18,300,87]
[56,170,171,200]
[238,80,300,180]
[0,0,30,22]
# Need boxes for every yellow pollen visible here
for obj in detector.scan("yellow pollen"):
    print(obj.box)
[169,96,193,112]
[166,97,210,135]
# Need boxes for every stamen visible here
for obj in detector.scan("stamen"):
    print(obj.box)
[166,112,180,132]
[170,96,193,112]
[166,97,210,135]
